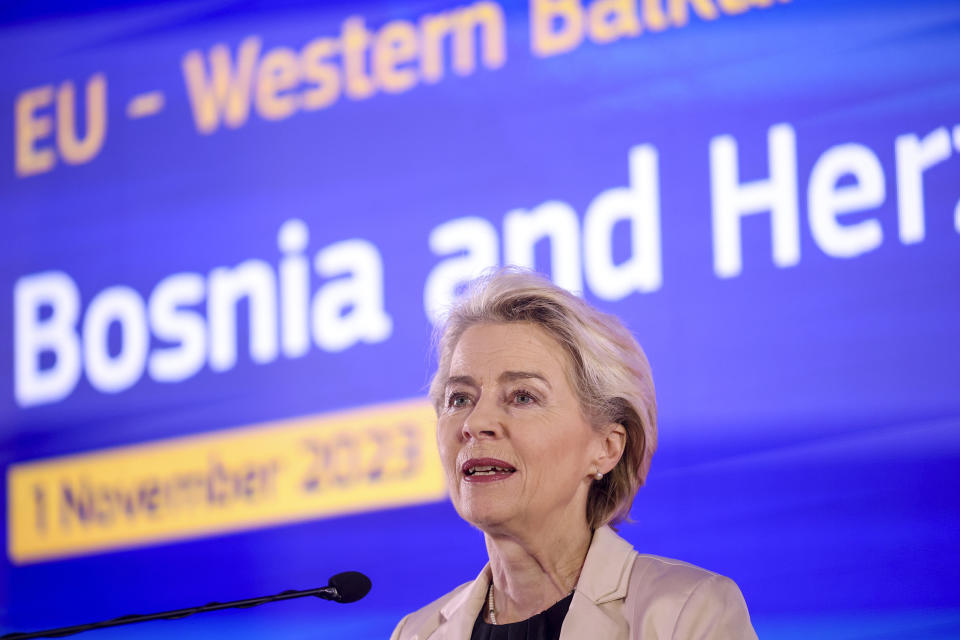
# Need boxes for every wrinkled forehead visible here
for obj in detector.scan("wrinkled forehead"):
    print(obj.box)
[444,321,576,389]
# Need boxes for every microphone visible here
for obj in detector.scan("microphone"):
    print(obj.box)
[1,571,372,640]
[324,571,372,603]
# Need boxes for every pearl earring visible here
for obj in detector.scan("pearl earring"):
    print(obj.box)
[594,470,603,481]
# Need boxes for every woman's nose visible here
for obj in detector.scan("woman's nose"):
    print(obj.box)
[461,394,502,440]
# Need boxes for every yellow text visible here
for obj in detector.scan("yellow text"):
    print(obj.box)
[14,73,108,177]
[530,0,790,57]
[181,2,506,134]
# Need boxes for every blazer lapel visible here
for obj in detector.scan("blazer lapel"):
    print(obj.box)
[415,565,490,640]
[557,590,623,639]
[559,526,638,640]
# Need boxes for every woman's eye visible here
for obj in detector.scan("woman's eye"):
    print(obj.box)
[448,393,470,408]
[513,391,535,405]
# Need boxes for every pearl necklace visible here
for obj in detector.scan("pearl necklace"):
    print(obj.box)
[487,583,576,625]
[487,582,497,625]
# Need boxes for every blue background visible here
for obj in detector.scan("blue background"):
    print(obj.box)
[2,0,959,637]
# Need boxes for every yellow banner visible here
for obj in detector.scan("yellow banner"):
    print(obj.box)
[7,398,445,565]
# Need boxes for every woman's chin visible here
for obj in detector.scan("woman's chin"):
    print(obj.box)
[456,503,515,531]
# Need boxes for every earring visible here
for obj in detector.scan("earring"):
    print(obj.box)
[594,470,603,481]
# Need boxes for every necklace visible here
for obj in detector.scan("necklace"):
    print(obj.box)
[487,583,576,625]
[487,582,497,625]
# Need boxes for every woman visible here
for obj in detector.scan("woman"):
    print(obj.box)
[392,268,757,640]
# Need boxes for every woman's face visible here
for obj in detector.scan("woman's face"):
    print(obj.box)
[437,322,610,536]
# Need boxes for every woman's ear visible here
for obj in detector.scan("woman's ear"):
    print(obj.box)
[596,422,627,475]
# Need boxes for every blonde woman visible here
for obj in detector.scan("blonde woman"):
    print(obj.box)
[392,268,756,640]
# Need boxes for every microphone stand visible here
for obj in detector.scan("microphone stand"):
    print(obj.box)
[2,584,349,639]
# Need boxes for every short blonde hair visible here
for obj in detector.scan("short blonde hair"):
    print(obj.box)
[429,267,657,529]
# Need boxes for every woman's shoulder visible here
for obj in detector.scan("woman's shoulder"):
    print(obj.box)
[629,553,748,605]
[589,527,741,601]
[632,552,728,587]
[624,553,757,639]
[389,580,475,640]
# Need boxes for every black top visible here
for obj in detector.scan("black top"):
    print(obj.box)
[470,592,575,640]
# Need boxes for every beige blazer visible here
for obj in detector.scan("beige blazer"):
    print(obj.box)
[390,526,757,640]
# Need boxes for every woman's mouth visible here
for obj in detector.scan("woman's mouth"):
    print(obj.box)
[461,458,516,483]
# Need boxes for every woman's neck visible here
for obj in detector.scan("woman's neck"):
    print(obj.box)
[484,520,593,624]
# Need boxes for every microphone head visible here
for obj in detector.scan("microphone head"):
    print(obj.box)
[329,571,371,603]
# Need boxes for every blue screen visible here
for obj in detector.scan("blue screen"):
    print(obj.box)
[2,0,959,637]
